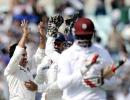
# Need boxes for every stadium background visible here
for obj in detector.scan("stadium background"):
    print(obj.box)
[0,0,130,100]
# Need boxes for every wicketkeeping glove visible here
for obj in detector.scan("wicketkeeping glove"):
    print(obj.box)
[47,15,64,37]
[64,12,79,34]
[80,53,104,88]
[80,53,100,75]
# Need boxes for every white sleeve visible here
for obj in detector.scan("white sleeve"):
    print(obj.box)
[45,36,60,64]
[37,81,60,93]
[34,57,51,84]
[47,63,58,84]
[34,47,45,64]
[30,48,45,69]
[4,46,24,76]
[37,83,48,93]
[57,53,82,90]
[46,81,61,93]
[34,64,48,84]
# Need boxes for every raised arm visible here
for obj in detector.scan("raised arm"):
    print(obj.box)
[34,57,52,92]
[32,22,46,66]
[38,22,46,49]
[18,20,30,47]
[4,20,30,75]
[34,56,52,84]
[45,15,64,63]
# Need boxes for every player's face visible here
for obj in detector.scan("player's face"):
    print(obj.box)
[75,34,93,47]
[19,49,28,67]
[54,41,64,53]
[76,40,92,47]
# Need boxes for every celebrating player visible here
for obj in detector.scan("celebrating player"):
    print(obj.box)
[57,17,123,100]
[4,20,46,100]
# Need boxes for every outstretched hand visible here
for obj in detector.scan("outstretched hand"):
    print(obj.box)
[21,19,30,38]
[18,19,30,47]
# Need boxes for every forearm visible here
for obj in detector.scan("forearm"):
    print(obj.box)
[19,20,29,48]
[39,35,46,49]
[45,36,55,52]
[35,69,48,84]
[47,67,57,84]
[57,69,82,90]
[38,21,46,49]
[34,61,50,84]
[18,35,28,48]
[103,60,126,79]
[33,48,45,66]
[45,36,60,63]
[35,73,47,84]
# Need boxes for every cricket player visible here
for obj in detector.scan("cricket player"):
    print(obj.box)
[4,20,46,100]
[57,18,122,100]
[35,15,66,100]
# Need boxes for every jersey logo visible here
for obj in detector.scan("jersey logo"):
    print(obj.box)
[82,24,87,30]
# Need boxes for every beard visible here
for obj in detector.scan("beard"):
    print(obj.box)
[55,48,61,53]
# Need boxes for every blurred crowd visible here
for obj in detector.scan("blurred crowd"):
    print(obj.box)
[0,0,130,100]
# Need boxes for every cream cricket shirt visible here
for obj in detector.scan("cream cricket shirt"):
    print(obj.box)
[57,43,122,100]
[35,36,63,100]
[4,46,45,100]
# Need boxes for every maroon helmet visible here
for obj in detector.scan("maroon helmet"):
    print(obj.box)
[74,18,96,47]
[74,18,95,36]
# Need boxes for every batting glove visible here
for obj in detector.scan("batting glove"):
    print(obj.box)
[82,70,104,88]
[80,53,100,75]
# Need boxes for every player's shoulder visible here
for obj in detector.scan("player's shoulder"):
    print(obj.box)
[93,43,108,52]
[93,43,113,63]
[93,43,111,57]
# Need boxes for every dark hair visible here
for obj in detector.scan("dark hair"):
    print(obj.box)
[55,32,66,43]
[9,43,26,58]
[9,43,18,58]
